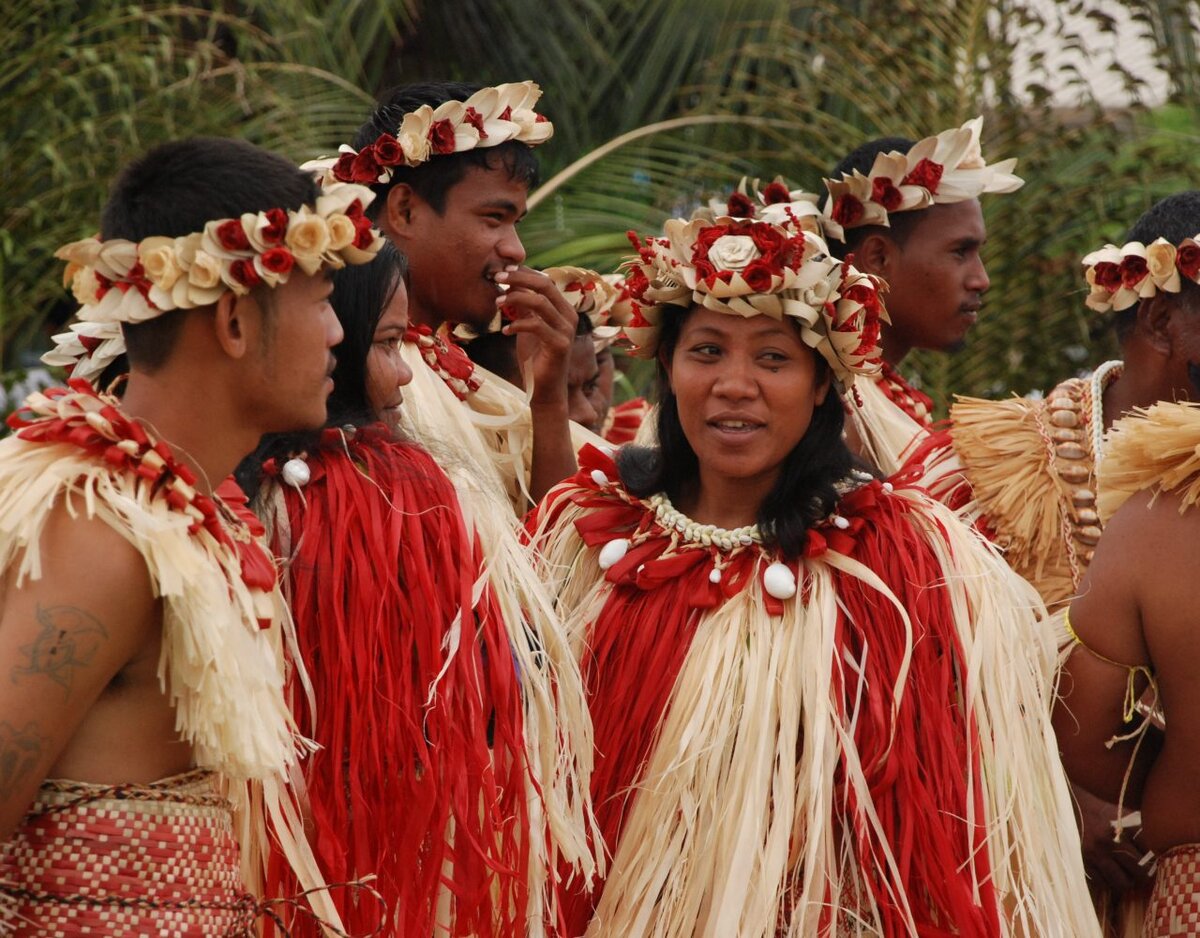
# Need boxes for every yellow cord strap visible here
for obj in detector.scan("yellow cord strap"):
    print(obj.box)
[1064,607,1156,724]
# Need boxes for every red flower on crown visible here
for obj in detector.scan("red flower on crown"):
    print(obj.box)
[726,192,755,218]
[832,194,865,227]
[261,248,294,275]
[902,158,944,194]
[762,182,791,205]
[1178,243,1200,281]
[871,176,903,211]
[463,106,488,139]
[372,133,404,166]
[1118,255,1148,288]
[230,258,261,288]
[1092,262,1121,291]
[429,120,456,155]
[261,208,288,245]
[217,219,251,252]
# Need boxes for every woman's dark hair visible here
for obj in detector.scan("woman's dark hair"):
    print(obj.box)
[616,305,856,559]
[235,242,407,496]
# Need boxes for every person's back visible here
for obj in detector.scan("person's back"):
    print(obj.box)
[0,137,381,933]
[1056,398,1200,934]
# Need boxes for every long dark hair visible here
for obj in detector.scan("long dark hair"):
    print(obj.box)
[234,241,407,496]
[616,305,857,558]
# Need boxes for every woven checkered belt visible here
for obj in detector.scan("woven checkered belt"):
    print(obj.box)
[0,769,259,937]
[1143,843,1200,938]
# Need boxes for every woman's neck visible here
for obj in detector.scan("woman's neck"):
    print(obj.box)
[674,469,776,530]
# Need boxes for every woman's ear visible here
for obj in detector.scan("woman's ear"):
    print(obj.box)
[1136,293,1175,357]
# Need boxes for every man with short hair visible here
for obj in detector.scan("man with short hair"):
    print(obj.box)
[314,79,585,509]
[821,118,1022,474]
[0,136,381,933]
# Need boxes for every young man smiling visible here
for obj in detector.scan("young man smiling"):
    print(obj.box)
[821,117,1022,474]
[312,79,586,510]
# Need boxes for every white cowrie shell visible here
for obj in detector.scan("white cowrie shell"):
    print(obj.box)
[763,562,797,600]
[598,538,630,570]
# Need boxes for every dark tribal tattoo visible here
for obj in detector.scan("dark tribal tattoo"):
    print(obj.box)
[13,605,109,694]
[0,721,47,790]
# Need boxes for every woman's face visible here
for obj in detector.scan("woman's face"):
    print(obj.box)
[366,278,415,423]
[667,306,830,492]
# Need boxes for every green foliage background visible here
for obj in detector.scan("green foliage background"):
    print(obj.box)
[5,0,1200,407]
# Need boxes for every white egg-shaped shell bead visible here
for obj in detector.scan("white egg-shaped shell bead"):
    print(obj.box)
[281,457,311,487]
[763,562,797,600]
[598,538,630,570]
[590,469,610,487]
[708,567,722,584]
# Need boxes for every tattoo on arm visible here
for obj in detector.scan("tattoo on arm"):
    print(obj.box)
[12,605,109,696]
[0,721,48,791]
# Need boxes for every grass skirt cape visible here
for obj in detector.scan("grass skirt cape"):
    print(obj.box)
[531,445,1100,937]
[258,427,595,935]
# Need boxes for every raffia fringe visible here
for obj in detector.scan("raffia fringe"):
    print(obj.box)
[844,375,929,477]
[397,345,603,922]
[0,439,342,930]
[950,394,1077,606]
[1098,400,1200,522]
[533,490,1100,937]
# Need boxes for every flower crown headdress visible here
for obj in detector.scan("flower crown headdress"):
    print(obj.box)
[1082,236,1200,313]
[821,117,1023,242]
[701,176,826,236]
[303,81,553,186]
[543,266,634,351]
[44,182,384,380]
[620,205,889,388]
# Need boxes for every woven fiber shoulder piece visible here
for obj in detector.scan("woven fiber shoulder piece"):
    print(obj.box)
[0,381,301,781]
[950,376,1101,607]
[1100,399,1200,521]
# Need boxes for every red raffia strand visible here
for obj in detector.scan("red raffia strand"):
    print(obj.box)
[531,446,999,936]
[877,362,935,428]
[6,379,277,627]
[901,426,998,540]
[405,324,482,400]
[601,397,649,446]
[261,426,533,938]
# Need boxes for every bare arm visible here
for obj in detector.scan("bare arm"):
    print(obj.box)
[0,501,157,840]
[496,267,579,503]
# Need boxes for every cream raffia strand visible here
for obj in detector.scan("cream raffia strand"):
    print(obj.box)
[1098,399,1200,521]
[844,372,936,476]
[534,484,1100,936]
[0,388,341,929]
[394,343,604,918]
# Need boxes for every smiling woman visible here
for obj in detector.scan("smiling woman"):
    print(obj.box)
[529,201,1101,937]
